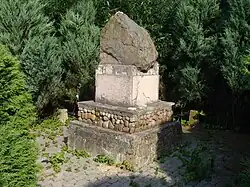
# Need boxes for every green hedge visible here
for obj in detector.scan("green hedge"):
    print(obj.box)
[0,45,38,187]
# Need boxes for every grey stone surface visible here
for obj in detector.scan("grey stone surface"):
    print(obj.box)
[37,123,245,187]
[78,100,175,133]
[95,64,160,107]
[100,11,158,72]
[68,120,182,169]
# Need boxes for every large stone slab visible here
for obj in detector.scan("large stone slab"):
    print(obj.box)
[100,11,158,72]
[95,63,159,107]
[68,120,182,169]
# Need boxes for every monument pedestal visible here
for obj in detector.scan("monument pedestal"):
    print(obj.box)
[68,101,182,169]
[95,63,159,107]
[68,11,182,170]
[69,120,181,170]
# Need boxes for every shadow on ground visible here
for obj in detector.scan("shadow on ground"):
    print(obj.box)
[85,174,181,187]
[85,125,250,187]
[90,127,250,187]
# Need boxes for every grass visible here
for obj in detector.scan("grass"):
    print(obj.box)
[170,143,214,183]
[93,154,136,172]
[93,155,115,165]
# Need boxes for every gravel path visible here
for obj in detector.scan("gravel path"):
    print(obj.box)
[36,124,248,187]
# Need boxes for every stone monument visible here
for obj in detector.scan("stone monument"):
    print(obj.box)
[68,12,182,169]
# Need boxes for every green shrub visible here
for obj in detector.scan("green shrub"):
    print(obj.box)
[59,0,99,100]
[0,45,36,126]
[239,158,250,187]
[0,45,38,187]
[184,145,214,182]
[21,36,64,115]
[0,125,38,187]
[172,144,214,183]
[93,155,115,165]
[0,0,53,56]
[95,0,250,130]
[0,0,64,115]
[49,152,66,173]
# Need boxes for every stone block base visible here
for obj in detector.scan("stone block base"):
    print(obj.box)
[95,64,159,107]
[68,120,182,170]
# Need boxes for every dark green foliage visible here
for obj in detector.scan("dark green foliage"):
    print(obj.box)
[21,36,64,114]
[0,0,63,114]
[93,155,115,165]
[59,0,99,100]
[0,0,99,114]
[239,158,250,187]
[220,0,250,93]
[0,45,36,126]
[183,145,214,182]
[96,0,250,130]
[0,0,53,56]
[172,144,214,183]
[0,45,38,187]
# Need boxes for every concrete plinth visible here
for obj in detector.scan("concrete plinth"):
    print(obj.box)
[95,63,159,107]
[68,120,182,170]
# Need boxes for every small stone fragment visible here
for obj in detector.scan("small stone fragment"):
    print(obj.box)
[98,120,103,127]
[87,119,92,125]
[129,117,136,123]
[108,121,114,129]
[123,127,130,132]
[118,124,124,131]
[103,116,109,121]
[103,121,109,128]
[129,127,135,133]
[90,114,96,121]
[124,120,129,127]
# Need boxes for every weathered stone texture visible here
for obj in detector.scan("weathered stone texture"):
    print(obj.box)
[78,100,174,133]
[68,11,182,172]
[68,120,182,169]
[95,63,159,107]
[100,11,158,72]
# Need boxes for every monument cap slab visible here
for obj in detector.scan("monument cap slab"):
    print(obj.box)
[100,11,158,72]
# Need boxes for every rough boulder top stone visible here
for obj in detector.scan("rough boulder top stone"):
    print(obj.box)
[100,11,158,72]
[96,11,160,107]
[69,12,182,170]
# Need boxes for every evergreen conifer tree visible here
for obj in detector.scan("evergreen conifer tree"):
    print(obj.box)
[0,0,53,56]
[220,0,250,92]
[0,45,38,187]
[59,0,99,100]
[0,0,64,114]
[21,36,64,114]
